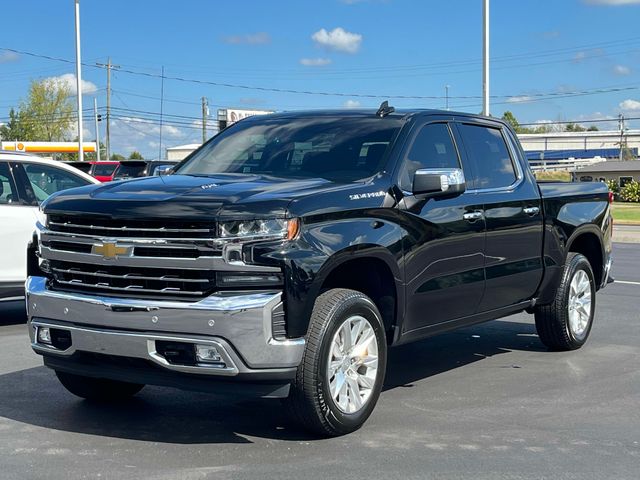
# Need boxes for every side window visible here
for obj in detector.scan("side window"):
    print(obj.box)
[22,163,90,203]
[458,124,517,190]
[399,123,460,191]
[0,162,18,205]
[620,176,633,188]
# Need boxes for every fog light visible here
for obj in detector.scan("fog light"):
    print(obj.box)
[195,344,222,364]
[37,327,52,345]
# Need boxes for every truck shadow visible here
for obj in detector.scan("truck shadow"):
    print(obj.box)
[0,318,543,444]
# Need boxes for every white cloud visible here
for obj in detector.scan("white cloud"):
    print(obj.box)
[312,27,362,54]
[44,73,97,95]
[0,50,19,63]
[507,95,534,103]
[620,99,640,111]
[584,0,640,5]
[222,32,271,45]
[300,57,332,67]
[343,99,361,108]
[573,51,588,63]
[613,64,631,75]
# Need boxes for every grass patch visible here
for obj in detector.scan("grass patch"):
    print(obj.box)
[612,202,640,224]
[534,170,572,182]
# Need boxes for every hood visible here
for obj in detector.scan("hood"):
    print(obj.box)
[42,173,360,220]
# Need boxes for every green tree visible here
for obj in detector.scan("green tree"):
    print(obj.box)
[128,151,144,160]
[565,123,586,132]
[0,107,36,141]
[501,111,533,134]
[110,153,125,161]
[20,78,74,142]
[587,125,599,131]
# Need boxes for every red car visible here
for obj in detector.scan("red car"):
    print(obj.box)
[89,161,120,182]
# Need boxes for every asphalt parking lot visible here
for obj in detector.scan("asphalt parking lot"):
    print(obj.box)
[0,243,638,480]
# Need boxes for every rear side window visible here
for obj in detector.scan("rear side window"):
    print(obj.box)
[0,162,18,204]
[399,123,460,191]
[458,124,516,189]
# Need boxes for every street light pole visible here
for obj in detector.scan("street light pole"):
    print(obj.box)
[482,0,490,116]
[74,0,84,161]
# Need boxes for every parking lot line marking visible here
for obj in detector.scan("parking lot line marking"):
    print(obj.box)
[615,280,640,286]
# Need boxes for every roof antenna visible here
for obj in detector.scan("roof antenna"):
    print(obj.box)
[376,100,395,117]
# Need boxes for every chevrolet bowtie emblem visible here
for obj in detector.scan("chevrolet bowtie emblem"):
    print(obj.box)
[92,242,128,259]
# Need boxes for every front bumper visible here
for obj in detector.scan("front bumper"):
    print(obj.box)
[26,276,305,395]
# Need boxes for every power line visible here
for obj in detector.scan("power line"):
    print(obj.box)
[3,46,639,102]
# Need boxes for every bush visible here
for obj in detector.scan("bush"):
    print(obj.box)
[606,179,619,194]
[620,180,640,203]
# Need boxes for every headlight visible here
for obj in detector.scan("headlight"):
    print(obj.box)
[218,218,299,240]
[35,207,48,229]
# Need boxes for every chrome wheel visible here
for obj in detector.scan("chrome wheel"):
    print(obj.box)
[327,315,379,414]
[568,269,592,338]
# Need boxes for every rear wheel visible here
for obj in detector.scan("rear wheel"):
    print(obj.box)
[55,371,144,401]
[286,288,387,436]
[534,253,596,350]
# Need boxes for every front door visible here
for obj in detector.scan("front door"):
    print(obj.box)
[398,121,486,333]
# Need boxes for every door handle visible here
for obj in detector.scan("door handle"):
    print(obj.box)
[523,206,540,216]
[463,211,484,222]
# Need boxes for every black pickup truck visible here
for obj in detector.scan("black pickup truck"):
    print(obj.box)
[27,106,612,436]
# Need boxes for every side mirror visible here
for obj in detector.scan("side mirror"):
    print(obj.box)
[412,168,466,197]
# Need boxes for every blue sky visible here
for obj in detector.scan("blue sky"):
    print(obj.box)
[1,0,640,158]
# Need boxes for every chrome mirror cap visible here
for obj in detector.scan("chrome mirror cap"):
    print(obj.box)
[412,168,466,196]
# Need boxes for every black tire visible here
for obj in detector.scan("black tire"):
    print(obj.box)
[55,371,144,401]
[286,288,387,437]
[534,252,596,351]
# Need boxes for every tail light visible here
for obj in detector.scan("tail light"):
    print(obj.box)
[608,191,614,204]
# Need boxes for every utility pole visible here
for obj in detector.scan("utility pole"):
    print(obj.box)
[74,0,84,161]
[94,97,100,162]
[445,85,450,110]
[96,57,119,160]
[201,97,208,144]
[158,66,165,160]
[482,0,490,116]
[618,113,626,161]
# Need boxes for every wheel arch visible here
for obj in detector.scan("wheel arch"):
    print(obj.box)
[566,225,605,288]
[310,246,404,345]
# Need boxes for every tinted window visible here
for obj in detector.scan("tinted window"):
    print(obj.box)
[114,163,148,179]
[92,163,118,176]
[0,162,18,205]
[459,124,516,189]
[23,163,91,203]
[177,116,403,182]
[399,123,459,190]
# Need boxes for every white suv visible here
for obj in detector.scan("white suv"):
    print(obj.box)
[0,152,99,301]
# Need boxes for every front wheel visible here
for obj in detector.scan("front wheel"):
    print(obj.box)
[534,252,596,350]
[55,371,145,401]
[286,288,387,436]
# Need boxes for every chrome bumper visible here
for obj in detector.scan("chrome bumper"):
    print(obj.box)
[26,276,305,376]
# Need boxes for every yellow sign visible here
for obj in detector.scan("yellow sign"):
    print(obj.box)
[92,242,128,259]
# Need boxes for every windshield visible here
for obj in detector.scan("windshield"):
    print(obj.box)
[176,116,403,182]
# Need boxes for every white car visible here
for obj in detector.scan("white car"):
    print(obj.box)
[0,152,99,301]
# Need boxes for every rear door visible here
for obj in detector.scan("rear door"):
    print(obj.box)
[398,119,486,332]
[454,120,544,311]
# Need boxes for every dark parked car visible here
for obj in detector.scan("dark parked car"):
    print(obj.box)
[112,160,179,180]
[27,106,612,436]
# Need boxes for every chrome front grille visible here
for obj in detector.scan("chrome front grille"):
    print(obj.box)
[47,214,216,239]
[49,261,215,298]
[38,214,278,300]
